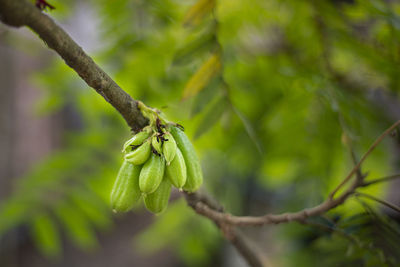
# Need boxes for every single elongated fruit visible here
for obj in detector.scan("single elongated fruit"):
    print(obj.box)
[144,177,172,214]
[166,148,187,189]
[122,128,151,153]
[163,132,177,165]
[139,153,165,194]
[125,140,151,165]
[151,135,163,154]
[110,160,141,212]
[170,126,203,192]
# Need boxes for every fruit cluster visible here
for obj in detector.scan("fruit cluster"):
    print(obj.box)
[110,106,203,214]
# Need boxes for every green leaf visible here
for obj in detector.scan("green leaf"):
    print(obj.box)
[69,189,112,230]
[30,212,61,258]
[173,30,217,66]
[54,202,98,250]
[232,106,263,154]
[194,95,229,139]
[191,76,222,117]
[182,53,221,100]
[183,0,216,27]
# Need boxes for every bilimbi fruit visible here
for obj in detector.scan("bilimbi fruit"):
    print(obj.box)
[109,108,203,214]
[110,160,141,212]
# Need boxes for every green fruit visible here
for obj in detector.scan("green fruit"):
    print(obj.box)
[122,127,151,153]
[139,153,165,194]
[166,148,187,189]
[125,139,151,165]
[151,135,163,155]
[170,126,203,192]
[110,160,141,212]
[163,132,177,165]
[144,177,172,214]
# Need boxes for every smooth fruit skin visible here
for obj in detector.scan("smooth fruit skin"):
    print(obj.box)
[125,140,151,165]
[163,132,177,165]
[166,148,187,189]
[170,126,203,192]
[139,153,165,194]
[110,160,142,212]
[144,177,172,214]
[122,129,150,153]
[151,135,163,154]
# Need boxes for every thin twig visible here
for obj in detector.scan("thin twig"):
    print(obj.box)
[355,192,400,214]
[361,174,400,187]
[329,120,400,199]
[302,219,361,246]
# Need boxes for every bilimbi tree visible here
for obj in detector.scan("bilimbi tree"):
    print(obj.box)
[1,0,400,266]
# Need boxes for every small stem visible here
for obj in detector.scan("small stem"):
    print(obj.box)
[329,120,400,199]
[361,174,400,187]
[303,219,361,246]
[355,192,400,213]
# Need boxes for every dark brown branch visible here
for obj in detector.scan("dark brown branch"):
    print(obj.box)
[0,0,148,132]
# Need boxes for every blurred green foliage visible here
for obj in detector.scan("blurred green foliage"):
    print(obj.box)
[2,0,400,266]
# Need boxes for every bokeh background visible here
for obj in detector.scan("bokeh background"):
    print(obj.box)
[1,0,400,266]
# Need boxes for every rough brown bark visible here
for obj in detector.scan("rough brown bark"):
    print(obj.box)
[0,0,148,132]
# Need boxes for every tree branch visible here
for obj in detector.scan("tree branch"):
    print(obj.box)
[186,179,358,226]
[0,0,148,132]
[184,119,400,227]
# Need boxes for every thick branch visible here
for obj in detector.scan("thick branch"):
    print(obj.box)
[0,0,148,131]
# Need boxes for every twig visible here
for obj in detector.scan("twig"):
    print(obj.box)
[186,174,359,226]
[329,120,400,199]
[361,174,400,187]
[302,219,361,246]
[355,192,400,214]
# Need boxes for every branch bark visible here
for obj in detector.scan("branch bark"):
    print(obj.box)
[0,0,148,132]
[186,177,359,227]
